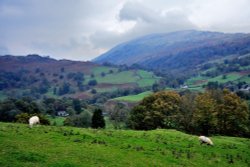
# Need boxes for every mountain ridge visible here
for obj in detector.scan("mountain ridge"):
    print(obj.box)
[93,30,250,73]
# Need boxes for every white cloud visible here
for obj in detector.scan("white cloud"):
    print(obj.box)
[0,0,250,60]
[189,0,250,32]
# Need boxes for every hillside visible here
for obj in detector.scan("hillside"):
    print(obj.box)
[93,30,250,74]
[184,54,250,91]
[0,55,160,100]
[0,122,250,167]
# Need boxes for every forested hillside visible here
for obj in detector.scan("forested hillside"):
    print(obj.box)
[0,55,160,101]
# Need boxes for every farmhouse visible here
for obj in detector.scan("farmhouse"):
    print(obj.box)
[57,111,69,117]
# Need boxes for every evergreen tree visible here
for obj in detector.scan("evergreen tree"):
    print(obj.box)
[91,109,105,129]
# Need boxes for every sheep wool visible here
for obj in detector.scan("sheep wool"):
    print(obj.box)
[29,116,40,128]
[198,136,214,146]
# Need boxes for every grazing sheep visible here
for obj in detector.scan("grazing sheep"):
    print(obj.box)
[198,136,214,146]
[29,116,40,128]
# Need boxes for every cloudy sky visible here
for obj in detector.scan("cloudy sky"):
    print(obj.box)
[0,0,250,60]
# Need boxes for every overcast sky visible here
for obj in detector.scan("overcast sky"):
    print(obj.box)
[0,0,250,60]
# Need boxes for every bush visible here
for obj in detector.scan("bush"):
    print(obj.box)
[91,109,105,129]
[64,111,92,128]
[88,80,97,86]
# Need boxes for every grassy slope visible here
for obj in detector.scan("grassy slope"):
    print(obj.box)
[113,91,152,102]
[49,117,65,126]
[184,54,250,91]
[85,67,159,87]
[185,73,249,91]
[0,122,250,167]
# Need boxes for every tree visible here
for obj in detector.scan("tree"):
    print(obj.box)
[109,103,128,129]
[64,111,92,128]
[58,82,70,95]
[128,105,148,130]
[206,81,219,90]
[101,72,106,77]
[179,92,196,133]
[192,92,217,135]
[128,91,181,130]
[91,89,97,94]
[88,80,97,86]
[72,99,81,114]
[217,89,249,136]
[91,109,105,129]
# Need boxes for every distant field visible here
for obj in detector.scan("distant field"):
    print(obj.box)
[185,72,249,89]
[208,73,242,83]
[95,71,138,84]
[84,67,160,90]
[1,122,250,167]
[0,91,7,101]
[114,91,152,102]
[136,70,160,87]
[92,66,118,76]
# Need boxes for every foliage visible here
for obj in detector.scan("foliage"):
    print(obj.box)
[192,92,217,135]
[217,89,249,136]
[91,109,105,129]
[58,82,71,95]
[108,103,129,129]
[88,79,97,86]
[72,99,81,114]
[129,90,250,137]
[64,111,92,128]
[0,97,43,122]
[128,91,181,130]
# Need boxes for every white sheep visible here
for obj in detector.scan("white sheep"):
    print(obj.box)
[29,116,40,128]
[198,136,214,146]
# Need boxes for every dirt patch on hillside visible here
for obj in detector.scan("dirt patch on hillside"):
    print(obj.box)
[193,80,207,85]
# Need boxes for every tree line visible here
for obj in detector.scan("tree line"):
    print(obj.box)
[0,97,105,129]
[128,89,250,137]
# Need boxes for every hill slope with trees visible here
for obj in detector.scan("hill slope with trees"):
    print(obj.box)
[0,55,160,101]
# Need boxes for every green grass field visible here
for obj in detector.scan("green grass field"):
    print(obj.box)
[208,73,242,83]
[0,122,250,167]
[114,91,152,102]
[0,91,7,101]
[185,72,248,90]
[95,71,138,84]
[92,66,118,76]
[84,67,160,89]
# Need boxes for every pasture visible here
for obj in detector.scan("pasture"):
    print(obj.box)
[83,67,160,91]
[0,122,250,167]
[114,91,152,102]
[185,72,247,88]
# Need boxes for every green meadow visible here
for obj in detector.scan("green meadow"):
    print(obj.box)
[114,91,152,102]
[0,122,250,167]
[84,67,160,88]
